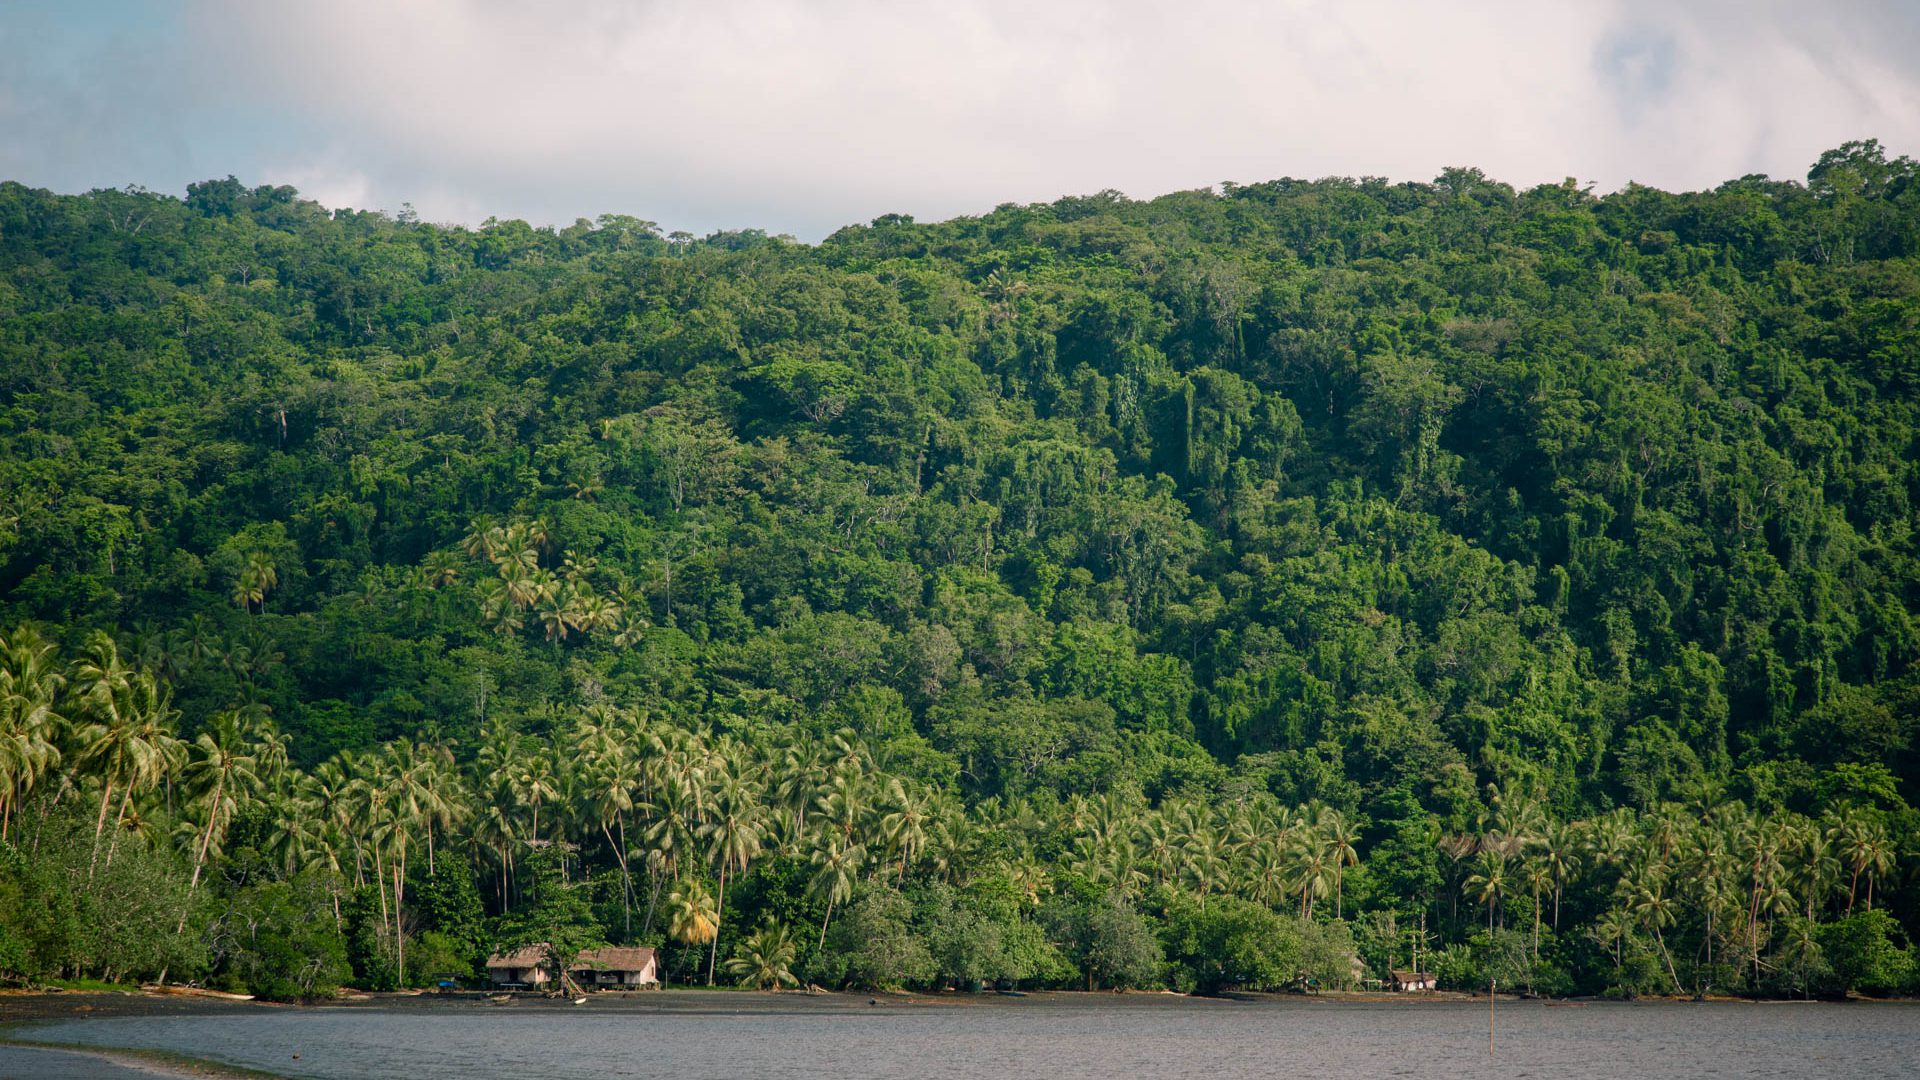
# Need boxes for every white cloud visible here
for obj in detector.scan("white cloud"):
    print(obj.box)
[6,1,1919,237]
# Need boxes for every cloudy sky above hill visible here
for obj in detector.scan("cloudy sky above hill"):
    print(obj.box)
[3,0,1918,239]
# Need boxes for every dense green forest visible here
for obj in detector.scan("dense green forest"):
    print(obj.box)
[2,141,1918,1000]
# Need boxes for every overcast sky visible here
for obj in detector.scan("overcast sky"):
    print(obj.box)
[3,0,1918,239]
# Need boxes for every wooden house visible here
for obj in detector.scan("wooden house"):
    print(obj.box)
[486,944,556,989]
[1388,969,1437,992]
[570,946,660,989]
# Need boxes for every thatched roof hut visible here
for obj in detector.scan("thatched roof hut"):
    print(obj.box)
[486,944,556,988]
[571,946,659,987]
[1388,969,1436,991]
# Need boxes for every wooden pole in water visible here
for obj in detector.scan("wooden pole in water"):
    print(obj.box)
[1489,978,1496,1056]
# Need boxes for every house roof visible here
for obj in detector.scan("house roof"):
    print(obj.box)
[573,946,657,971]
[486,944,551,970]
[1389,970,1434,981]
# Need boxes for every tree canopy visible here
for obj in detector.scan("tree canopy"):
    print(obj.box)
[1,143,1918,998]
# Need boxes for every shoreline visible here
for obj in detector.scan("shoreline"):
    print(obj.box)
[3,985,1910,1025]
[0,1038,287,1079]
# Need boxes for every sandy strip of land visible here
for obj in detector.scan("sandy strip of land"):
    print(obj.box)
[0,1042,282,1080]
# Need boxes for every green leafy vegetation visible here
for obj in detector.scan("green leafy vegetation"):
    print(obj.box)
[1,142,1918,998]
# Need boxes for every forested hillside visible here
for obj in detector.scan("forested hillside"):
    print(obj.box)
[1,142,1917,999]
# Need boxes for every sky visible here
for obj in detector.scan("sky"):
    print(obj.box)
[3,0,1918,240]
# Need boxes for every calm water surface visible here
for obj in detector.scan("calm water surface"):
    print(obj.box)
[19,997,1919,1080]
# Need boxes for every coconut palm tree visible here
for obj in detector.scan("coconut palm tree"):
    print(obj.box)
[665,877,718,984]
[1522,856,1553,959]
[1832,813,1895,912]
[1628,873,1684,994]
[877,777,930,882]
[0,626,65,840]
[700,774,765,984]
[1324,809,1360,919]
[1465,851,1508,933]
[72,640,177,876]
[579,734,639,934]
[180,711,264,894]
[809,832,865,950]
[509,751,560,846]
[1536,819,1580,929]
[231,552,278,613]
[723,922,800,990]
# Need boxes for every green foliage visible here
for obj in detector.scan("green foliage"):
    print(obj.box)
[1161,897,1328,993]
[816,887,932,990]
[496,846,605,985]
[1045,890,1165,989]
[0,808,203,986]
[724,922,801,990]
[1817,909,1916,996]
[206,871,350,1001]
[2,147,1919,998]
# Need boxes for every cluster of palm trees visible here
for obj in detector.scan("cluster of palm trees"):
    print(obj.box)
[1056,792,1361,917]
[1446,786,1901,993]
[0,628,286,907]
[229,552,278,614]
[3,622,1908,995]
[461,519,643,643]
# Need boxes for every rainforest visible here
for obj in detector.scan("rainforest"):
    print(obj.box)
[1,142,1917,1001]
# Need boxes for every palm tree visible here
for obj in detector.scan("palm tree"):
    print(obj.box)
[1590,906,1631,968]
[809,832,865,950]
[877,778,930,881]
[72,640,177,876]
[665,877,718,984]
[1628,873,1684,994]
[700,773,765,984]
[509,751,560,846]
[1324,810,1359,919]
[1522,856,1552,959]
[373,739,444,983]
[232,552,278,613]
[580,733,639,934]
[1288,826,1333,919]
[1833,813,1895,912]
[1536,819,1579,929]
[1464,851,1508,934]
[180,712,263,895]
[0,626,65,840]
[723,923,801,990]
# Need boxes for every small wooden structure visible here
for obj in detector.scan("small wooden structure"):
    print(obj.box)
[570,946,660,989]
[487,944,556,989]
[1388,969,1437,992]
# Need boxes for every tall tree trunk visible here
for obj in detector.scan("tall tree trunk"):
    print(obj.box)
[373,841,391,937]
[604,821,632,938]
[175,773,229,934]
[187,776,225,892]
[394,856,407,986]
[707,868,728,986]
[87,778,115,879]
[619,815,633,938]
[643,872,662,937]
[818,895,835,953]
[1655,927,1682,995]
[104,787,134,869]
